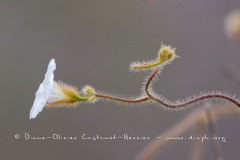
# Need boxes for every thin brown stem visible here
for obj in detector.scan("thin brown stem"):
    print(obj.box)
[93,66,240,109]
[95,93,149,103]
[136,105,239,160]
[205,105,224,160]
[188,120,206,160]
[136,106,207,160]
[145,68,240,108]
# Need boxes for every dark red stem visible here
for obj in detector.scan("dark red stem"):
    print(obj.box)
[145,67,240,108]
[95,93,148,103]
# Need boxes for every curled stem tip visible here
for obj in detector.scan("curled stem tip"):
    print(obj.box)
[145,68,240,109]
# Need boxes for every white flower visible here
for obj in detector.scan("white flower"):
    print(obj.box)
[29,59,56,119]
[29,59,90,119]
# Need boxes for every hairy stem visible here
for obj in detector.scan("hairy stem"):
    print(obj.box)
[145,68,240,108]
[95,93,149,103]
[92,66,240,109]
[134,60,162,70]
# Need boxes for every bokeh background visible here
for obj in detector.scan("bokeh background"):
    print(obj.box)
[1,0,240,159]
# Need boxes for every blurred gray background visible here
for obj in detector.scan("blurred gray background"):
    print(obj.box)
[1,0,240,159]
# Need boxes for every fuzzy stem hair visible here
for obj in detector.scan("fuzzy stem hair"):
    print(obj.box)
[145,67,240,109]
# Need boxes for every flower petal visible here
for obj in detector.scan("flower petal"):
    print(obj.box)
[47,82,66,103]
[29,59,56,119]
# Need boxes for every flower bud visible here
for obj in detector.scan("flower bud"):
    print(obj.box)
[158,44,177,62]
[82,85,97,103]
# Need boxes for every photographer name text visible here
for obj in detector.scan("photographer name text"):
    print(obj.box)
[14,133,226,142]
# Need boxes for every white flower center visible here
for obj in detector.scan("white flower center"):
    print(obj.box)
[47,82,66,103]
